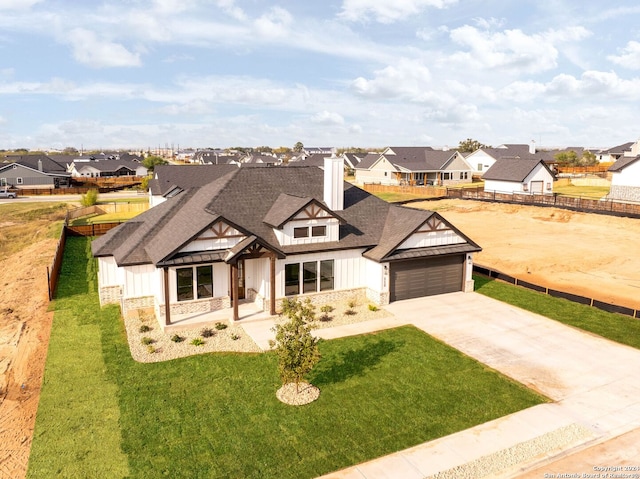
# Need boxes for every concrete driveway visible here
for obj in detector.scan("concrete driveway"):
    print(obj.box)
[316,292,640,478]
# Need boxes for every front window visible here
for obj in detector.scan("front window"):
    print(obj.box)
[320,260,334,291]
[16,177,23,185]
[176,268,194,301]
[311,225,326,237]
[303,262,317,293]
[477,163,483,172]
[196,265,213,299]
[293,227,308,238]
[285,263,300,296]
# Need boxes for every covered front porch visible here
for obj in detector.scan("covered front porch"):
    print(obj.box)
[160,235,284,327]
[164,300,278,331]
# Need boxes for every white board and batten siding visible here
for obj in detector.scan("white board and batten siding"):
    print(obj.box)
[274,249,369,298]
[97,256,123,289]
[123,264,162,300]
[276,217,340,246]
[612,160,640,187]
[178,222,245,254]
[398,216,466,250]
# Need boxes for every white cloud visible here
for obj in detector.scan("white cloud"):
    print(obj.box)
[339,0,457,24]
[310,111,345,125]
[254,6,293,38]
[216,0,247,21]
[351,58,431,99]
[608,41,640,70]
[0,0,42,10]
[447,25,591,73]
[66,28,142,68]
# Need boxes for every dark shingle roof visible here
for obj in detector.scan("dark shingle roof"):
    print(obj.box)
[602,142,633,155]
[609,156,640,172]
[76,160,144,173]
[93,166,480,267]
[6,154,69,174]
[482,158,551,182]
[149,164,238,196]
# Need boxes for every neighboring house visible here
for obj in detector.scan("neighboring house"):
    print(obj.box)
[1,155,71,188]
[69,160,148,178]
[608,139,640,202]
[483,158,555,195]
[93,159,481,328]
[148,164,239,207]
[354,147,473,186]
[465,143,556,175]
[598,142,633,163]
[304,147,334,155]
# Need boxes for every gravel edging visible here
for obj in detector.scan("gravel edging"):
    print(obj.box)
[124,314,261,363]
[427,423,594,479]
[276,382,320,406]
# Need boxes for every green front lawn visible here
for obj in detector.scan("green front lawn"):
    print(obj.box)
[553,184,610,198]
[474,275,640,349]
[70,211,141,225]
[28,237,546,479]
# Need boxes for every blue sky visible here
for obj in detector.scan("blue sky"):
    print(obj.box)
[1,0,640,151]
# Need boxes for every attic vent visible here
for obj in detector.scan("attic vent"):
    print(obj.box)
[12,164,17,169]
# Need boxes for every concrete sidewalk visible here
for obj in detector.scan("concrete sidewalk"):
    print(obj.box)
[292,292,640,479]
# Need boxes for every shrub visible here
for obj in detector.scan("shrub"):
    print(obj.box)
[368,304,379,312]
[230,333,240,341]
[344,309,356,316]
[141,337,154,345]
[171,334,184,343]
[80,189,98,207]
[214,322,228,330]
[201,328,215,338]
[348,299,357,309]
[191,338,205,346]
[147,345,156,354]
[319,305,333,322]
[139,324,152,333]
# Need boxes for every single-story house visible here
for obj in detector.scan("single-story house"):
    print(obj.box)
[598,142,634,163]
[0,155,71,188]
[483,158,555,194]
[93,158,481,328]
[354,147,473,186]
[148,164,239,207]
[69,159,148,178]
[465,143,556,175]
[608,139,640,202]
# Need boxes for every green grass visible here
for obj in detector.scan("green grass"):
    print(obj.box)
[474,275,640,349]
[374,192,439,202]
[70,211,140,225]
[28,237,546,479]
[553,184,610,198]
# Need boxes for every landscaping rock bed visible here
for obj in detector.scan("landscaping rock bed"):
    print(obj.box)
[276,382,320,406]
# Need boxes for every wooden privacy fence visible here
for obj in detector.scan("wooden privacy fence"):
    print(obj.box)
[362,183,447,197]
[47,226,67,301]
[474,264,639,319]
[448,187,640,218]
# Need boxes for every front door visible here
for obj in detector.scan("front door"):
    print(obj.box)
[237,259,246,300]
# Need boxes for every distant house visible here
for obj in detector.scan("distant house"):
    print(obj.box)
[69,159,148,178]
[93,160,481,328]
[598,142,633,163]
[465,143,556,175]
[354,147,473,186]
[148,164,239,207]
[483,158,555,195]
[608,139,640,202]
[1,155,71,188]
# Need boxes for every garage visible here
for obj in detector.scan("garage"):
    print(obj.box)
[389,254,464,302]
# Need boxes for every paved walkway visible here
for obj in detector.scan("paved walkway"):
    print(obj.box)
[245,292,640,479]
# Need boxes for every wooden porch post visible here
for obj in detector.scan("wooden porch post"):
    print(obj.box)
[163,267,171,326]
[269,255,276,316]
[231,262,239,321]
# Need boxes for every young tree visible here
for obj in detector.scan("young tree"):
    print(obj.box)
[80,188,98,206]
[458,138,489,153]
[270,298,321,392]
[142,155,168,172]
[293,141,304,153]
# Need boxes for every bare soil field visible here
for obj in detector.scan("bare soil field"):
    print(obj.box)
[1,199,640,478]
[413,199,640,310]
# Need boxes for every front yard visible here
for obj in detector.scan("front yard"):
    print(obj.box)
[27,237,546,479]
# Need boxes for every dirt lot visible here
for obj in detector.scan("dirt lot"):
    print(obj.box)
[414,199,640,310]
[1,199,640,478]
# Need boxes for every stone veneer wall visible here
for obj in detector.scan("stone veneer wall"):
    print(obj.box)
[609,185,640,202]
[158,296,231,319]
[269,288,370,314]
[366,288,389,305]
[122,296,155,318]
[99,285,122,307]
